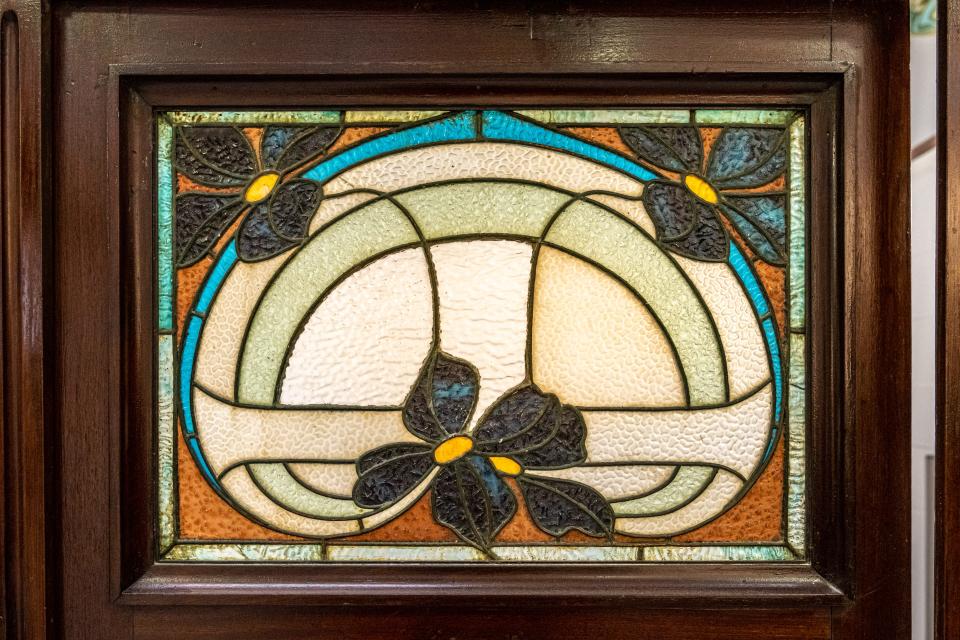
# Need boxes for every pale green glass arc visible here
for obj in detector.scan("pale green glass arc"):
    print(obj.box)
[236,181,726,409]
[694,109,798,125]
[236,199,420,404]
[545,199,726,406]
[247,464,371,519]
[611,466,715,516]
[515,109,689,124]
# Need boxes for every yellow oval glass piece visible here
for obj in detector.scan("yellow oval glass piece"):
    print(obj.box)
[244,172,280,203]
[683,174,719,204]
[489,456,522,476]
[433,436,474,464]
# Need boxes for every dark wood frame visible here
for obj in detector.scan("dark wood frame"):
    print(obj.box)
[938,0,959,638]
[1,1,910,638]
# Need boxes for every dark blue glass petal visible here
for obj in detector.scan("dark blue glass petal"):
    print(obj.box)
[720,199,786,265]
[175,126,257,187]
[431,459,516,551]
[517,475,614,538]
[267,179,323,243]
[236,202,298,262]
[174,194,244,266]
[620,125,702,173]
[642,181,729,261]
[707,127,786,188]
[403,352,479,442]
[352,443,434,508]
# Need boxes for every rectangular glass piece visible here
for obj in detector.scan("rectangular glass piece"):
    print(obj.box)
[156,107,808,563]
[514,109,690,124]
[344,110,448,123]
[167,110,341,125]
[789,117,807,329]
[642,545,796,562]
[694,109,799,125]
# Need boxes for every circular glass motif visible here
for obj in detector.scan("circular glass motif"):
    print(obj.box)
[179,112,782,555]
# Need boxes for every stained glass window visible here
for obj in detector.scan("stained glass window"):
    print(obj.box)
[156,108,807,563]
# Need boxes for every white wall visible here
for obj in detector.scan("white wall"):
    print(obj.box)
[911,31,936,640]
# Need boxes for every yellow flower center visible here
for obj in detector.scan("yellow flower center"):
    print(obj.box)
[243,172,280,203]
[433,435,474,464]
[683,174,719,204]
[489,456,522,476]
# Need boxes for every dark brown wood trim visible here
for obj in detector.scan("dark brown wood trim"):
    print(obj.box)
[937,1,959,639]
[113,75,847,611]
[0,0,50,639]
[831,3,912,637]
[120,563,846,607]
[46,2,912,637]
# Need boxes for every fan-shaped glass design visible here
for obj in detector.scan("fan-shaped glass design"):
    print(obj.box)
[156,109,807,563]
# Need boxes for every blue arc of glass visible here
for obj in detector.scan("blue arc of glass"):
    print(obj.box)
[179,110,784,491]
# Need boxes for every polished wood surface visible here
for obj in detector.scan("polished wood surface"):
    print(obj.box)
[937,1,960,639]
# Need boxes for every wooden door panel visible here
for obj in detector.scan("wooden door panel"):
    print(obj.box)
[0,1,910,638]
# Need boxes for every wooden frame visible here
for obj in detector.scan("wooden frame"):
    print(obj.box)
[118,77,841,605]
[938,0,959,638]
[1,1,910,638]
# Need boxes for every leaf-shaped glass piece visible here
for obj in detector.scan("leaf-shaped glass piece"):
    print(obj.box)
[641,182,729,261]
[517,475,614,538]
[275,127,342,171]
[403,351,479,442]
[174,194,245,266]
[707,127,786,189]
[474,386,586,469]
[432,457,516,551]
[619,125,702,173]
[236,201,297,262]
[352,443,434,508]
[266,180,323,242]
[175,126,257,187]
[513,406,586,470]
[260,126,342,171]
[720,195,787,265]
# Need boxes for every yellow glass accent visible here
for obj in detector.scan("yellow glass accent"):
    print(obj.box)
[489,456,522,476]
[244,172,280,203]
[683,174,719,204]
[433,436,474,464]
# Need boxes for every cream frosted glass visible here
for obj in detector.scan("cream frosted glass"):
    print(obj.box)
[280,248,433,406]
[581,384,773,479]
[615,470,742,536]
[322,142,644,198]
[237,199,420,404]
[545,199,726,406]
[195,253,288,398]
[192,386,419,477]
[673,255,769,399]
[531,246,685,407]
[286,462,358,497]
[430,240,532,430]
[537,465,676,500]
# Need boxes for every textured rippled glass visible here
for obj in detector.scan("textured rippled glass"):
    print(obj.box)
[156,108,808,563]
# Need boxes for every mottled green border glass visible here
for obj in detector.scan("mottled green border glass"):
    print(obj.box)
[155,108,808,563]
